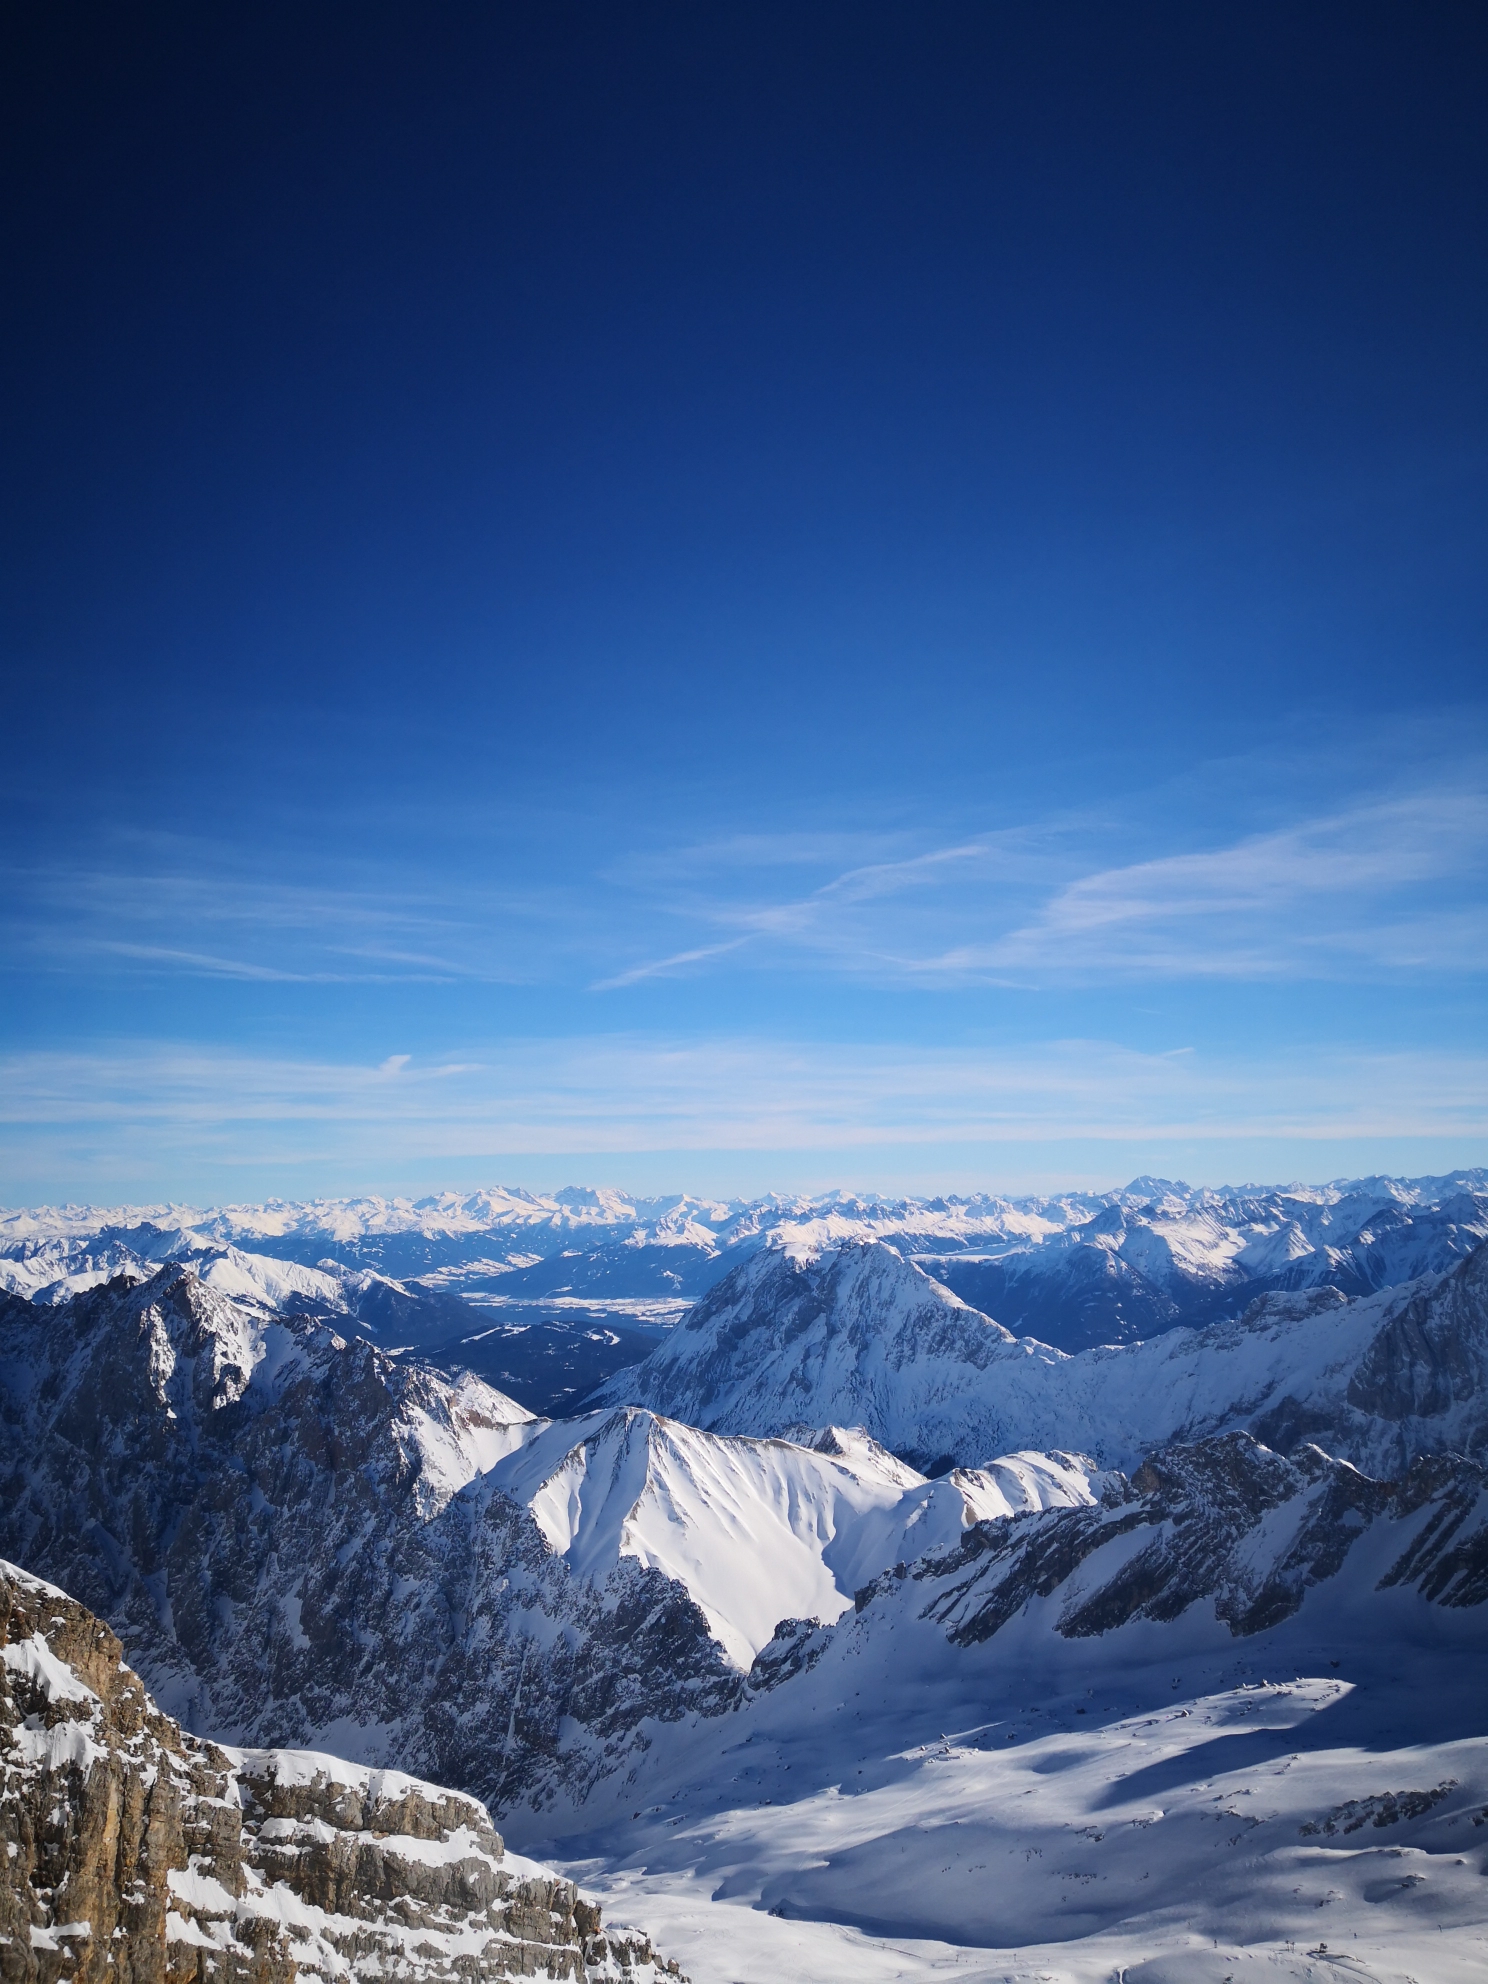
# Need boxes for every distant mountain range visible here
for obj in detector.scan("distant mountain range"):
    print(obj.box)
[3,1171,1485,1408]
[4,1177,1488,1976]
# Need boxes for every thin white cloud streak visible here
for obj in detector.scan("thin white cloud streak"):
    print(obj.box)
[6,779,1485,994]
[1,853,588,986]
[1,1039,1484,1181]
[604,786,1488,987]
[590,939,751,990]
[967,792,1488,978]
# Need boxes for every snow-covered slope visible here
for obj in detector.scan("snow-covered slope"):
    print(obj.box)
[480,1408,1102,1668]
[519,1433,1488,1983]
[599,1235,1488,1475]
[0,1264,748,1813]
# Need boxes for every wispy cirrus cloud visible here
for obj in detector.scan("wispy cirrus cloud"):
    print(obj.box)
[596,783,1488,988]
[4,771,1485,998]
[922,789,1488,981]
[590,939,751,990]
[0,839,587,986]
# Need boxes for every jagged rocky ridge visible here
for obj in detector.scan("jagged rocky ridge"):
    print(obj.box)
[855,1430,1488,1650]
[0,1270,741,1818]
[0,1557,681,1983]
[599,1235,1488,1474]
[6,1201,1488,1976]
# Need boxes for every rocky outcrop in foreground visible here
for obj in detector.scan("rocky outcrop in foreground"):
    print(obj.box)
[0,1558,681,1984]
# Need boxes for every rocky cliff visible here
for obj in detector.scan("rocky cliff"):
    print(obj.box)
[0,1557,682,1983]
[856,1429,1488,1650]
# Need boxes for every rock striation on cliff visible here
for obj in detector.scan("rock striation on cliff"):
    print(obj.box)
[0,1557,682,1983]
[852,1429,1488,1649]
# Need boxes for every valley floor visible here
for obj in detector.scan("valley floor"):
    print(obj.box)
[529,1653,1488,1984]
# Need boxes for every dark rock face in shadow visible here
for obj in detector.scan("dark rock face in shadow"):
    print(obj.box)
[0,1267,740,1821]
[865,1430,1488,1650]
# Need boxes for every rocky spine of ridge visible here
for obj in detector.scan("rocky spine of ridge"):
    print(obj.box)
[856,1430,1488,1650]
[0,1557,683,1984]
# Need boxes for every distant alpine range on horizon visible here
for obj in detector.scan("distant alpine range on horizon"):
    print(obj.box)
[4,1170,1484,1416]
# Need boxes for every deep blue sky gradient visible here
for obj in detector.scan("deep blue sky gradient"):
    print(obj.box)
[3,3,1486,1201]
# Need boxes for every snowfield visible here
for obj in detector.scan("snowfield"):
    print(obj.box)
[518,1437,1488,1983]
[552,1668,1488,1983]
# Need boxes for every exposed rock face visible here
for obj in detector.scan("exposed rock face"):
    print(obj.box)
[858,1431,1488,1652]
[0,1558,683,1983]
[0,1269,740,1817]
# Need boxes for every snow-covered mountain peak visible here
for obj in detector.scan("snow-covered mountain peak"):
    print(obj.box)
[472,1401,1104,1670]
[592,1237,1041,1470]
[602,1235,1488,1482]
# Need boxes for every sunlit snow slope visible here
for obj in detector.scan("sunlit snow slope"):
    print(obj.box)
[481,1409,1103,1667]
[520,1433,1488,1984]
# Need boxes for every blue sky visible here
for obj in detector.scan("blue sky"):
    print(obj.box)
[2,3,1485,1204]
